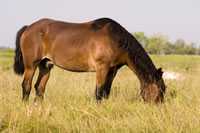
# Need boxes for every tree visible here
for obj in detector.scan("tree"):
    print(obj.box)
[133,32,199,55]
[134,32,148,49]
[146,34,169,54]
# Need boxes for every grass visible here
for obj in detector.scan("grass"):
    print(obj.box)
[0,50,200,132]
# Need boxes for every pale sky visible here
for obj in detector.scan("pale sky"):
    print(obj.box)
[0,0,199,47]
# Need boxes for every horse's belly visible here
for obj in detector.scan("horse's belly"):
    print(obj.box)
[53,56,95,72]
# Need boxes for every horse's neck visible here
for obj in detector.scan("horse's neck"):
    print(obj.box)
[127,38,157,83]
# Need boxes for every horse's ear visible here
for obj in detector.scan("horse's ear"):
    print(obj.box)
[156,67,163,80]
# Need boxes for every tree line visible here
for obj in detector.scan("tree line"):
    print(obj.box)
[134,32,200,55]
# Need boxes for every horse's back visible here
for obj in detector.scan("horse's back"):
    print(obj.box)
[20,18,127,71]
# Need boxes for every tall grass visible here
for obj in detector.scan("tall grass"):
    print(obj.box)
[1,50,200,132]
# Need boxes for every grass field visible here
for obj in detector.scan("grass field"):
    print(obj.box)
[1,49,200,133]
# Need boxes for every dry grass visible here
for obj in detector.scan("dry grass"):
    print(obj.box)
[1,50,200,133]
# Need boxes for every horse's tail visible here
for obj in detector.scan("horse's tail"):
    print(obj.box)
[14,25,28,75]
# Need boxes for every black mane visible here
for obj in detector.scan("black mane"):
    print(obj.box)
[92,18,158,81]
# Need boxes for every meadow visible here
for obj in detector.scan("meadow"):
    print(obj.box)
[0,49,200,133]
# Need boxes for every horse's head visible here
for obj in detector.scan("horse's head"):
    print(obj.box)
[141,68,166,103]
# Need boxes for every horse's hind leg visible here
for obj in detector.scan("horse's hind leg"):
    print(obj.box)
[34,59,53,102]
[22,67,36,101]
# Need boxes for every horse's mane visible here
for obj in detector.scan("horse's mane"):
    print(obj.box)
[92,18,158,81]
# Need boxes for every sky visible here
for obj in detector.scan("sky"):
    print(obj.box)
[0,0,199,48]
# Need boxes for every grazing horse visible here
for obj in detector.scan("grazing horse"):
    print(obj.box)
[14,18,166,103]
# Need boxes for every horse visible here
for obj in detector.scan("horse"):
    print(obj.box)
[13,18,166,103]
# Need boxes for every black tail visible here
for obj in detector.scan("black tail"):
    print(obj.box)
[14,25,28,75]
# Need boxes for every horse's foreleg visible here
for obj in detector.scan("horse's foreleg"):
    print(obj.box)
[95,65,110,102]
[102,67,119,99]
[34,63,52,102]
[22,67,36,102]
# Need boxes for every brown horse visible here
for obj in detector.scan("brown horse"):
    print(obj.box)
[14,18,166,103]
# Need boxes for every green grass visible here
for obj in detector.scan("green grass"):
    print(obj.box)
[0,49,14,71]
[1,50,200,132]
